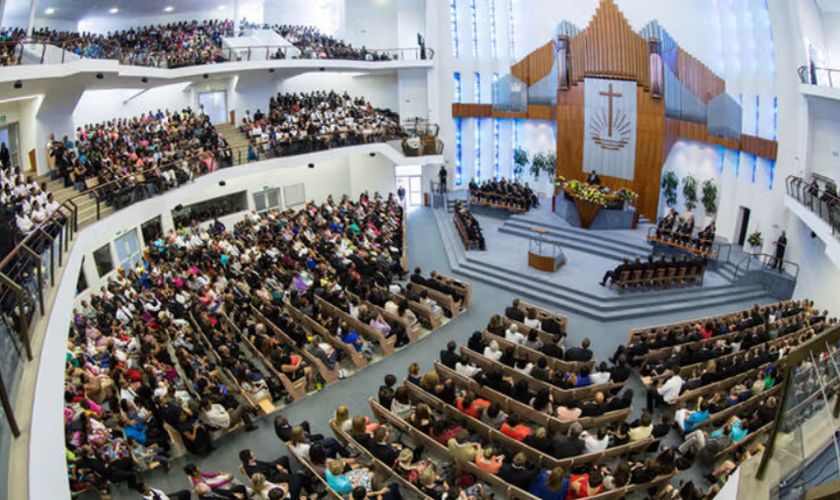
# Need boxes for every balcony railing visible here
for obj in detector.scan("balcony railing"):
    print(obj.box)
[1,38,433,68]
[786,175,840,238]
[799,65,840,88]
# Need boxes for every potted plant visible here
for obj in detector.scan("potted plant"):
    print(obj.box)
[702,180,718,215]
[683,175,698,211]
[616,188,639,210]
[530,152,546,181]
[662,171,679,208]
[513,146,529,180]
[747,230,764,253]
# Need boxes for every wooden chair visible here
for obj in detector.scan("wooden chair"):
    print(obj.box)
[615,270,631,295]
[641,269,655,290]
[663,267,677,289]
[629,270,644,293]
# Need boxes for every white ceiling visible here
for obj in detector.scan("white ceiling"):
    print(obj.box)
[816,0,840,14]
[5,0,238,22]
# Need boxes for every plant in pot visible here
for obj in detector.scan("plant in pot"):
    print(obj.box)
[530,152,546,181]
[747,230,764,253]
[661,171,679,208]
[541,151,557,196]
[513,146,529,180]
[683,175,698,212]
[702,179,718,216]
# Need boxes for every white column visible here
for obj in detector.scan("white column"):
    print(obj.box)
[233,0,240,34]
[0,0,8,29]
[26,0,36,38]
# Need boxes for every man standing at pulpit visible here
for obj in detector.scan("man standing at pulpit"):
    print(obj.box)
[586,170,602,186]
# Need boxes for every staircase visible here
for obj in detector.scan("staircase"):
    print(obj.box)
[34,174,112,229]
[215,122,252,166]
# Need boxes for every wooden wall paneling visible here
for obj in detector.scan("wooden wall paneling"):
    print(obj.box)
[675,47,725,104]
[631,88,665,221]
[555,84,585,183]
[663,118,680,162]
[741,135,778,161]
[511,42,553,88]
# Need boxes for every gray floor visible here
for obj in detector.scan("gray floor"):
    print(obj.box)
[101,206,775,499]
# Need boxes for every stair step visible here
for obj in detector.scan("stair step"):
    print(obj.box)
[498,226,627,262]
[504,216,651,253]
[452,263,771,321]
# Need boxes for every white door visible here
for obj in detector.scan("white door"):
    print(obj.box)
[198,91,228,124]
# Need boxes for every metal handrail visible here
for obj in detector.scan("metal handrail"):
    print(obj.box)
[786,174,840,239]
[732,252,800,281]
[2,37,433,68]
[798,64,840,87]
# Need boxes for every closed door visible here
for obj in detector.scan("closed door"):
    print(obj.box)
[198,91,228,124]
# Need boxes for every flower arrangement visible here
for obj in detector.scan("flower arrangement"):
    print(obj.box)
[566,179,583,194]
[615,188,639,203]
[553,175,566,187]
[747,230,764,250]
[579,187,608,207]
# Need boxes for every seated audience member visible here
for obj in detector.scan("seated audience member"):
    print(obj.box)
[475,447,505,474]
[448,429,481,462]
[551,423,585,459]
[564,338,593,362]
[628,412,654,442]
[505,323,526,345]
[529,466,569,500]
[483,340,504,361]
[500,413,532,441]
[499,452,540,491]
[326,458,374,497]
[199,398,258,433]
[505,299,526,322]
[440,341,459,368]
[184,463,247,499]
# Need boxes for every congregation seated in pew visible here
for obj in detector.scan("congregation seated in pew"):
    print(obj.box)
[599,253,707,290]
[453,200,486,251]
[654,208,717,254]
[468,177,538,211]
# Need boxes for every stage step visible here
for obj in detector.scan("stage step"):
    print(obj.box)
[461,256,766,308]
[498,225,627,262]
[502,217,651,254]
[453,259,771,321]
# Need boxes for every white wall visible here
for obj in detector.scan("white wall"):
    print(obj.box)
[790,215,840,313]
[72,83,194,128]
[659,139,722,227]
[397,0,426,49]
[341,0,398,49]
[397,68,430,121]
[805,95,840,180]
[262,0,343,35]
[348,151,396,199]
[274,72,399,111]
[822,14,840,68]
[76,3,263,34]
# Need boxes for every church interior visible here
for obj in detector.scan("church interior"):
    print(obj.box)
[0,0,839,499]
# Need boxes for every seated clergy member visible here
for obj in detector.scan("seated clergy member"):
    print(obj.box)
[656,208,678,239]
[600,257,630,287]
[586,170,602,186]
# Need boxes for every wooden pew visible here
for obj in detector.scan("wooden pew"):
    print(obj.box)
[511,301,569,333]
[407,282,461,318]
[316,295,396,356]
[434,362,632,434]
[432,272,472,308]
[483,330,595,377]
[694,385,784,433]
[376,284,442,331]
[460,346,622,403]
[454,213,477,250]
[348,290,421,343]
[249,305,338,385]
[713,422,774,461]
[285,299,368,369]
[497,316,592,372]
[208,312,307,405]
[329,419,435,500]
[369,398,543,500]
[285,443,344,500]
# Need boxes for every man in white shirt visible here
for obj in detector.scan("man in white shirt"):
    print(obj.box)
[137,482,191,500]
[590,362,612,385]
[647,369,684,412]
[199,398,258,432]
[455,356,481,378]
[15,207,33,234]
[505,323,526,345]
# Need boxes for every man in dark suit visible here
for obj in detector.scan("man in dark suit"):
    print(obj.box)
[240,449,309,498]
[609,355,632,384]
[368,426,404,465]
[565,338,593,362]
[550,423,585,459]
[599,257,631,287]
[409,267,427,286]
[505,299,525,322]
[579,392,607,417]
[498,452,539,490]
[541,317,564,335]
[440,341,459,369]
[586,170,602,186]
[606,389,633,411]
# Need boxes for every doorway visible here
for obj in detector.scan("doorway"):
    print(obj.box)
[198,91,228,124]
[396,176,423,207]
[0,123,21,170]
[736,207,751,246]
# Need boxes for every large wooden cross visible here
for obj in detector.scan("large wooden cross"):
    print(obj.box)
[599,83,622,137]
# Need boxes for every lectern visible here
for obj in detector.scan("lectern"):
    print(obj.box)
[528,227,566,272]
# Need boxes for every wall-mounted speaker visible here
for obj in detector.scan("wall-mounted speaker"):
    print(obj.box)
[219,181,227,187]
[308,163,315,169]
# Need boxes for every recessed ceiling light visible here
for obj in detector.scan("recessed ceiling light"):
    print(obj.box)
[44,8,55,14]
[109,7,119,14]
[163,6,174,11]
[218,5,226,9]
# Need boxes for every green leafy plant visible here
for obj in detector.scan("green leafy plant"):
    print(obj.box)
[541,151,557,178]
[702,179,718,215]
[747,230,763,250]
[616,188,639,203]
[530,152,547,180]
[662,171,679,208]
[513,146,529,179]
[682,175,698,211]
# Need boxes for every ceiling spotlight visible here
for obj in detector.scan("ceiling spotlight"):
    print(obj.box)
[163,6,174,12]
[44,8,55,14]
[109,7,119,14]
[218,5,227,9]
